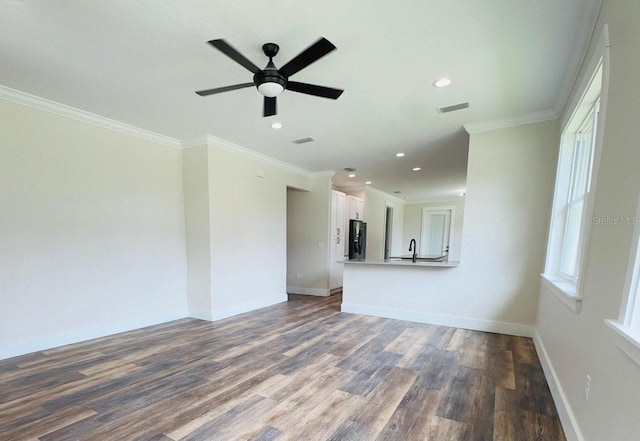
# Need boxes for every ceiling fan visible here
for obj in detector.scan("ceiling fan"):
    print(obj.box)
[195,37,344,117]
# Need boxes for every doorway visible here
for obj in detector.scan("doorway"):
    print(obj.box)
[421,207,453,257]
[384,206,393,259]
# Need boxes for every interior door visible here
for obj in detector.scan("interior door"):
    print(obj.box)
[420,209,451,256]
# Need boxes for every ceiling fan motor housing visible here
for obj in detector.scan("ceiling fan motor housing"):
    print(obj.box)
[253,68,287,96]
[254,43,286,97]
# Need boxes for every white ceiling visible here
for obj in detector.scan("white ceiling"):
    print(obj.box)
[0,0,600,200]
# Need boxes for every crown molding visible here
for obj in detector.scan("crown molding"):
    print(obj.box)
[560,24,609,135]
[405,196,465,205]
[181,136,209,150]
[204,134,312,177]
[365,185,406,205]
[554,0,603,118]
[309,170,336,179]
[0,85,182,149]
[181,135,333,180]
[463,109,558,134]
[333,182,365,192]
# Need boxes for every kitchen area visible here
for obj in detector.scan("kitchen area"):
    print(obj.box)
[286,172,465,298]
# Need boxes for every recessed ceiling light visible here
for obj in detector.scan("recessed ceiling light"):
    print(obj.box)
[433,78,452,88]
[365,181,372,185]
[412,167,421,171]
[348,174,356,178]
[270,122,283,129]
[396,153,405,157]
[459,192,466,196]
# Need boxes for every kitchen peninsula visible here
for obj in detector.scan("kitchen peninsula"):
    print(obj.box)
[341,256,532,337]
[344,258,459,268]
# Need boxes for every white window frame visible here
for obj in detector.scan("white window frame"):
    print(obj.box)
[557,101,599,281]
[605,193,640,366]
[541,26,609,313]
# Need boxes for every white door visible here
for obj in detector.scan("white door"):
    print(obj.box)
[420,208,451,256]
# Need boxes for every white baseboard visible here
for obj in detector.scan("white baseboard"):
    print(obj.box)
[189,308,213,321]
[211,295,288,321]
[0,310,188,361]
[340,303,535,337]
[287,286,330,297]
[533,331,584,441]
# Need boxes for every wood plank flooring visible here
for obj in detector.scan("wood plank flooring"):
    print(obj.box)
[0,294,566,441]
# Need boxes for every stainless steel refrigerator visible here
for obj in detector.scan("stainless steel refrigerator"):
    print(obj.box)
[348,220,367,261]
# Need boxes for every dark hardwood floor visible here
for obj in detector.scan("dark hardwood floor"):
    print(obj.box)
[0,294,565,441]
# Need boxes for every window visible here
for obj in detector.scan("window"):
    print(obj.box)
[558,101,599,279]
[542,61,604,311]
[605,199,640,366]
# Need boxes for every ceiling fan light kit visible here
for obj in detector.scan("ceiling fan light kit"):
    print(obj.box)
[195,37,344,117]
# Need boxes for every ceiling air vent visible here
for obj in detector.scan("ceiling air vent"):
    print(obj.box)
[437,102,470,114]
[343,167,358,172]
[393,191,401,194]
[291,137,316,144]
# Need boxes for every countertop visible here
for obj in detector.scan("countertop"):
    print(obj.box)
[389,254,447,262]
[344,258,459,268]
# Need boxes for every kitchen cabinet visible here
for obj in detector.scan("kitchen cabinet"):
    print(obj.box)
[330,190,347,290]
[331,190,346,239]
[347,195,364,221]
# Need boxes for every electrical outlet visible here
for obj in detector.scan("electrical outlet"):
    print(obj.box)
[585,374,592,400]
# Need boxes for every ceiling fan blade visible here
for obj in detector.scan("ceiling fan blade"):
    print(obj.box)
[279,38,336,78]
[208,39,261,74]
[287,81,344,99]
[264,97,277,117]
[195,82,254,96]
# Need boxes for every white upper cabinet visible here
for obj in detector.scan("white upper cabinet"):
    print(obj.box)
[331,190,346,237]
[347,195,364,221]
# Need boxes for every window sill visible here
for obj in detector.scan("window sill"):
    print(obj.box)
[540,273,582,313]
[605,320,640,367]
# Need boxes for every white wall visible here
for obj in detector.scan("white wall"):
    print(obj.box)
[403,198,466,262]
[286,176,332,294]
[0,99,188,359]
[344,120,558,331]
[181,139,311,320]
[536,2,640,440]
[363,187,405,259]
[182,145,212,320]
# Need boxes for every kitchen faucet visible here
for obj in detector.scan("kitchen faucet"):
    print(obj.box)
[409,239,417,263]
